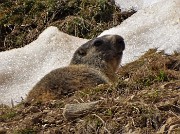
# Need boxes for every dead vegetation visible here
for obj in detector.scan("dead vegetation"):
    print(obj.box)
[0,50,179,134]
[0,1,179,133]
[0,0,135,51]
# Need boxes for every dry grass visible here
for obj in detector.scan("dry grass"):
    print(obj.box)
[1,50,179,133]
[0,0,135,51]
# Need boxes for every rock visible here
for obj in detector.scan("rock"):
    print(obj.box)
[31,113,43,124]
[43,109,51,114]
[63,101,100,120]
[44,116,56,124]
[26,106,40,113]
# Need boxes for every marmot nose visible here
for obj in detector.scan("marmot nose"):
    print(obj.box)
[115,35,125,51]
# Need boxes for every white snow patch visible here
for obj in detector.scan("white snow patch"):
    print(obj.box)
[0,0,180,106]
[0,26,87,105]
[115,0,143,11]
[101,0,180,65]
[115,0,165,11]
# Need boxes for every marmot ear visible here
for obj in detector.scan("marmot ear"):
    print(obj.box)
[78,49,86,56]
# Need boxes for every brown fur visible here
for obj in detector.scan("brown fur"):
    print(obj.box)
[26,35,125,103]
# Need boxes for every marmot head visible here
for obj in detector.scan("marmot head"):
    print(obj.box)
[70,35,125,73]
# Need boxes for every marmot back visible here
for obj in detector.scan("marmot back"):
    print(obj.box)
[26,35,125,103]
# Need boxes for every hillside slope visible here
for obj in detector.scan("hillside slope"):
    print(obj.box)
[1,50,179,134]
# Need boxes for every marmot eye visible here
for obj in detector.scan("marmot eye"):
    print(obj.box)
[78,49,86,56]
[118,40,124,44]
[93,39,103,47]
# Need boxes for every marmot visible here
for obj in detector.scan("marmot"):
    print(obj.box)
[26,35,125,103]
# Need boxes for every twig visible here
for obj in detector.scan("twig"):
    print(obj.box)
[11,99,14,108]
[92,114,111,134]
[169,110,180,120]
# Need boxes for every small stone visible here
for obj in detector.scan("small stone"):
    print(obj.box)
[55,120,63,124]
[31,113,43,124]
[45,116,56,124]
[42,124,50,128]
[63,101,100,120]
[26,106,40,113]
[46,111,54,116]
[43,109,51,114]
[43,130,51,134]
[124,78,129,82]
